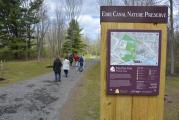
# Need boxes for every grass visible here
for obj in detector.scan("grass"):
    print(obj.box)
[74,63,100,120]
[71,64,179,120]
[166,76,179,88]
[70,63,100,120]
[164,77,179,120]
[0,59,52,87]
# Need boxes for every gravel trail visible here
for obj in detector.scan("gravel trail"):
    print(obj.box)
[0,60,96,120]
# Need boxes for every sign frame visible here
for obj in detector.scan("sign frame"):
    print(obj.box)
[100,6,168,120]
[107,29,162,96]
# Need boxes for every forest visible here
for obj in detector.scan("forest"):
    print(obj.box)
[0,0,179,75]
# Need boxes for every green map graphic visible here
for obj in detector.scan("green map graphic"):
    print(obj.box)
[110,31,159,66]
[121,34,138,62]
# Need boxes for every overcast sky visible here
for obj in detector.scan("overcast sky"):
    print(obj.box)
[45,0,100,41]
[45,0,179,41]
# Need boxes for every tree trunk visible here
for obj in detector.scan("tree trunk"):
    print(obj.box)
[132,0,135,5]
[37,38,43,62]
[27,25,31,60]
[28,37,31,59]
[169,0,175,75]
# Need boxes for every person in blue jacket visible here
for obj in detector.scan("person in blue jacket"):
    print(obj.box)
[78,55,84,72]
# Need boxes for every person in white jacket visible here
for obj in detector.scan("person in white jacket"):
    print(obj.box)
[62,57,70,77]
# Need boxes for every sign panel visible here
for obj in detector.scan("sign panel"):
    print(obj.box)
[100,6,168,23]
[107,30,161,95]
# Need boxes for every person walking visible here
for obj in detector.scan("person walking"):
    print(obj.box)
[62,56,70,77]
[69,54,73,66]
[53,57,62,82]
[78,55,84,72]
[73,54,80,70]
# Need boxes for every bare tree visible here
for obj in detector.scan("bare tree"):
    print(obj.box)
[98,0,113,5]
[36,5,49,61]
[98,0,156,6]
[46,22,56,63]
[65,0,83,20]
[122,0,157,6]
[55,6,66,56]
[46,4,66,62]
[98,0,119,6]
[98,0,158,6]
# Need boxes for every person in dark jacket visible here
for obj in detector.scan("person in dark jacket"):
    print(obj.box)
[78,56,84,72]
[69,54,73,66]
[53,57,62,82]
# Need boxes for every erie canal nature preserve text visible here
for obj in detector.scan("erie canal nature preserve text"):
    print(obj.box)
[101,11,167,18]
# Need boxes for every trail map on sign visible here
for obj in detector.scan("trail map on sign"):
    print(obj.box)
[110,32,159,66]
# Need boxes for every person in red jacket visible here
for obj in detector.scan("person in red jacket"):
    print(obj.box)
[73,54,80,70]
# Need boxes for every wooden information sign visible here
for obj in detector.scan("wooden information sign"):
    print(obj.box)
[100,6,168,120]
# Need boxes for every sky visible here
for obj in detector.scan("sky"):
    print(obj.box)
[45,0,179,41]
[45,0,100,41]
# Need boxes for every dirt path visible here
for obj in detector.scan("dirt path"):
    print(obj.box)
[0,60,96,120]
[59,62,100,120]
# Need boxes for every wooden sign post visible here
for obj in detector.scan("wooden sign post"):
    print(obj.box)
[100,6,168,120]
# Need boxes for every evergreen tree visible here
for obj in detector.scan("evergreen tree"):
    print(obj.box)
[23,0,44,58]
[0,0,43,59]
[0,0,26,59]
[63,19,86,54]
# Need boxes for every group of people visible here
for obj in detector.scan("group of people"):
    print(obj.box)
[53,54,84,82]
[71,54,85,72]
